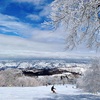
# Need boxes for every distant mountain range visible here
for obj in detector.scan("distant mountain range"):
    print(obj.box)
[0,58,91,70]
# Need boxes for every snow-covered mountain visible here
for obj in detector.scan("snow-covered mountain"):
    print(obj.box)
[0,58,91,87]
[0,58,91,70]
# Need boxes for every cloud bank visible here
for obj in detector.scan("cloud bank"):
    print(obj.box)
[0,0,99,59]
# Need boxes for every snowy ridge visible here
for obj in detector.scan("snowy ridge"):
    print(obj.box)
[0,59,90,70]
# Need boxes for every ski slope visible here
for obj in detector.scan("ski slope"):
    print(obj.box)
[0,84,100,100]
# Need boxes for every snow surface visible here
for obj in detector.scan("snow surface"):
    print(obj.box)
[0,84,100,100]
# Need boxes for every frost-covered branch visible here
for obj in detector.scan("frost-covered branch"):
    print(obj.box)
[50,0,100,50]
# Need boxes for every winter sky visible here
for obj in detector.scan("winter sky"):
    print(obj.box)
[0,0,99,59]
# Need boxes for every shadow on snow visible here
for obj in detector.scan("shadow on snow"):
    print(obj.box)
[34,94,100,100]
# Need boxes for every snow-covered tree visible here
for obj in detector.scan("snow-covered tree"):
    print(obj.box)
[77,58,100,93]
[15,76,41,87]
[50,0,100,50]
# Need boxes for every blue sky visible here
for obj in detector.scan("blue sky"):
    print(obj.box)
[0,0,54,36]
[0,0,99,58]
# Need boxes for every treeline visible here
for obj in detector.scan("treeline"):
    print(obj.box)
[0,68,81,87]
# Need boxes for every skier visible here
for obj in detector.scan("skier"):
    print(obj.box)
[51,85,56,93]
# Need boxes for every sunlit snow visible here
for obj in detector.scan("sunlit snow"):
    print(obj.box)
[0,85,100,100]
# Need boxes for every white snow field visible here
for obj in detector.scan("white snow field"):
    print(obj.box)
[0,84,100,100]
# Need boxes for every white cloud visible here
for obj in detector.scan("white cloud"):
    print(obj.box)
[0,13,33,37]
[0,13,18,21]
[39,5,51,17]
[12,0,46,5]
[26,14,41,21]
[0,13,99,58]
[30,29,66,44]
[0,31,99,59]
[0,34,64,52]
[0,34,66,59]
[0,14,66,55]
[0,13,66,44]
[0,37,99,59]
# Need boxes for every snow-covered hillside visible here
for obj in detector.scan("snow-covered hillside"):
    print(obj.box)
[0,59,91,87]
[0,84,100,100]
